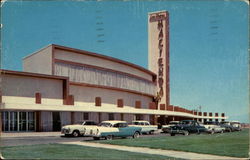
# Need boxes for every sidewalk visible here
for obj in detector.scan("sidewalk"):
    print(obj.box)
[1,132,61,138]
[0,130,163,138]
[60,141,245,160]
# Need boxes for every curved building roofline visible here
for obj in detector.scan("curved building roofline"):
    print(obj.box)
[51,44,156,76]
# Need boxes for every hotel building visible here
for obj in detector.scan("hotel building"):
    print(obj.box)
[0,11,227,132]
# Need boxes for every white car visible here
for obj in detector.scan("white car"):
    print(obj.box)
[203,121,225,134]
[91,120,142,140]
[61,120,97,137]
[129,120,158,134]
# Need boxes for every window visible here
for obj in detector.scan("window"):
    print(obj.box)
[10,112,18,131]
[28,112,35,131]
[121,123,128,127]
[2,111,35,132]
[108,113,114,120]
[95,97,101,106]
[19,112,27,131]
[132,122,139,125]
[84,121,97,125]
[83,113,89,120]
[2,112,9,131]
[113,123,128,128]
[99,122,111,127]
[135,114,143,120]
[117,99,124,107]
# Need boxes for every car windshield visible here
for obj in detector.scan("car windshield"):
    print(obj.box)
[169,122,178,125]
[181,121,193,125]
[98,122,112,127]
[220,122,230,125]
[132,122,140,125]
[83,121,95,125]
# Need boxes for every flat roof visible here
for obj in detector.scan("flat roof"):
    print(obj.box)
[0,69,68,81]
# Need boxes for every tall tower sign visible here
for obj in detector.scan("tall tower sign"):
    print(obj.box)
[148,11,169,109]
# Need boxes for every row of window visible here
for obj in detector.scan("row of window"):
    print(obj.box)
[2,111,35,132]
[55,62,156,95]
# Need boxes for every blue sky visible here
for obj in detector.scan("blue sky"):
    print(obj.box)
[1,0,249,122]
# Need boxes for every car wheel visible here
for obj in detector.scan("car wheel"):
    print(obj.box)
[72,130,80,137]
[170,133,175,136]
[220,130,224,133]
[133,132,140,139]
[149,131,154,135]
[82,128,86,136]
[93,137,100,140]
[106,135,113,140]
[184,131,189,136]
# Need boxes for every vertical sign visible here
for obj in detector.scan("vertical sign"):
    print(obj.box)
[148,11,169,109]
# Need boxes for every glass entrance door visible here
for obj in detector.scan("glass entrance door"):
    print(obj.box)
[19,112,27,131]
[1,111,35,132]
[28,112,35,131]
[52,112,61,131]
[10,112,18,131]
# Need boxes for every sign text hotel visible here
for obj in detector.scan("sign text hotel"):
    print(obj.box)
[149,13,166,99]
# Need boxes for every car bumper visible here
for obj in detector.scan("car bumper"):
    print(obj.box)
[61,128,71,134]
[170,129,185,134]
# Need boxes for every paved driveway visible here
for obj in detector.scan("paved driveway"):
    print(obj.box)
[1,132,169,146]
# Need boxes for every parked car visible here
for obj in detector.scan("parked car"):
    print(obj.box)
[203,121,225,134]
[220,121,241,132]
[61,120,98,137]
[169,120,207,136]
[162,121,179,133]
[230,121,242,131]
[218,121,234,132]
[91,120,142,140]
[129,120,158,134]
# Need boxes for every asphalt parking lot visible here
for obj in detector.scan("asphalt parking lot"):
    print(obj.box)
[1,132,170,147]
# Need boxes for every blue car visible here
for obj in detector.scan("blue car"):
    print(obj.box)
[90,121,142,140]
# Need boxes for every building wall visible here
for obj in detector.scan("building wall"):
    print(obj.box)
[1,74,63,105]
[90,112,99,123]
[124,114,134,122]
[69,85,153,109]
[23,45,52,75]
[54,48,153,81]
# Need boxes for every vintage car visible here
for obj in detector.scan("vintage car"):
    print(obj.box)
[91,120,142,140]
[161,121,179,133]
[219,121,234,132]
[230,121,242,131]
[169,120,207,136]
[61,120,98,137]
[203,121,225,134]
[129,121,158,134]
[220,121,242,132]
